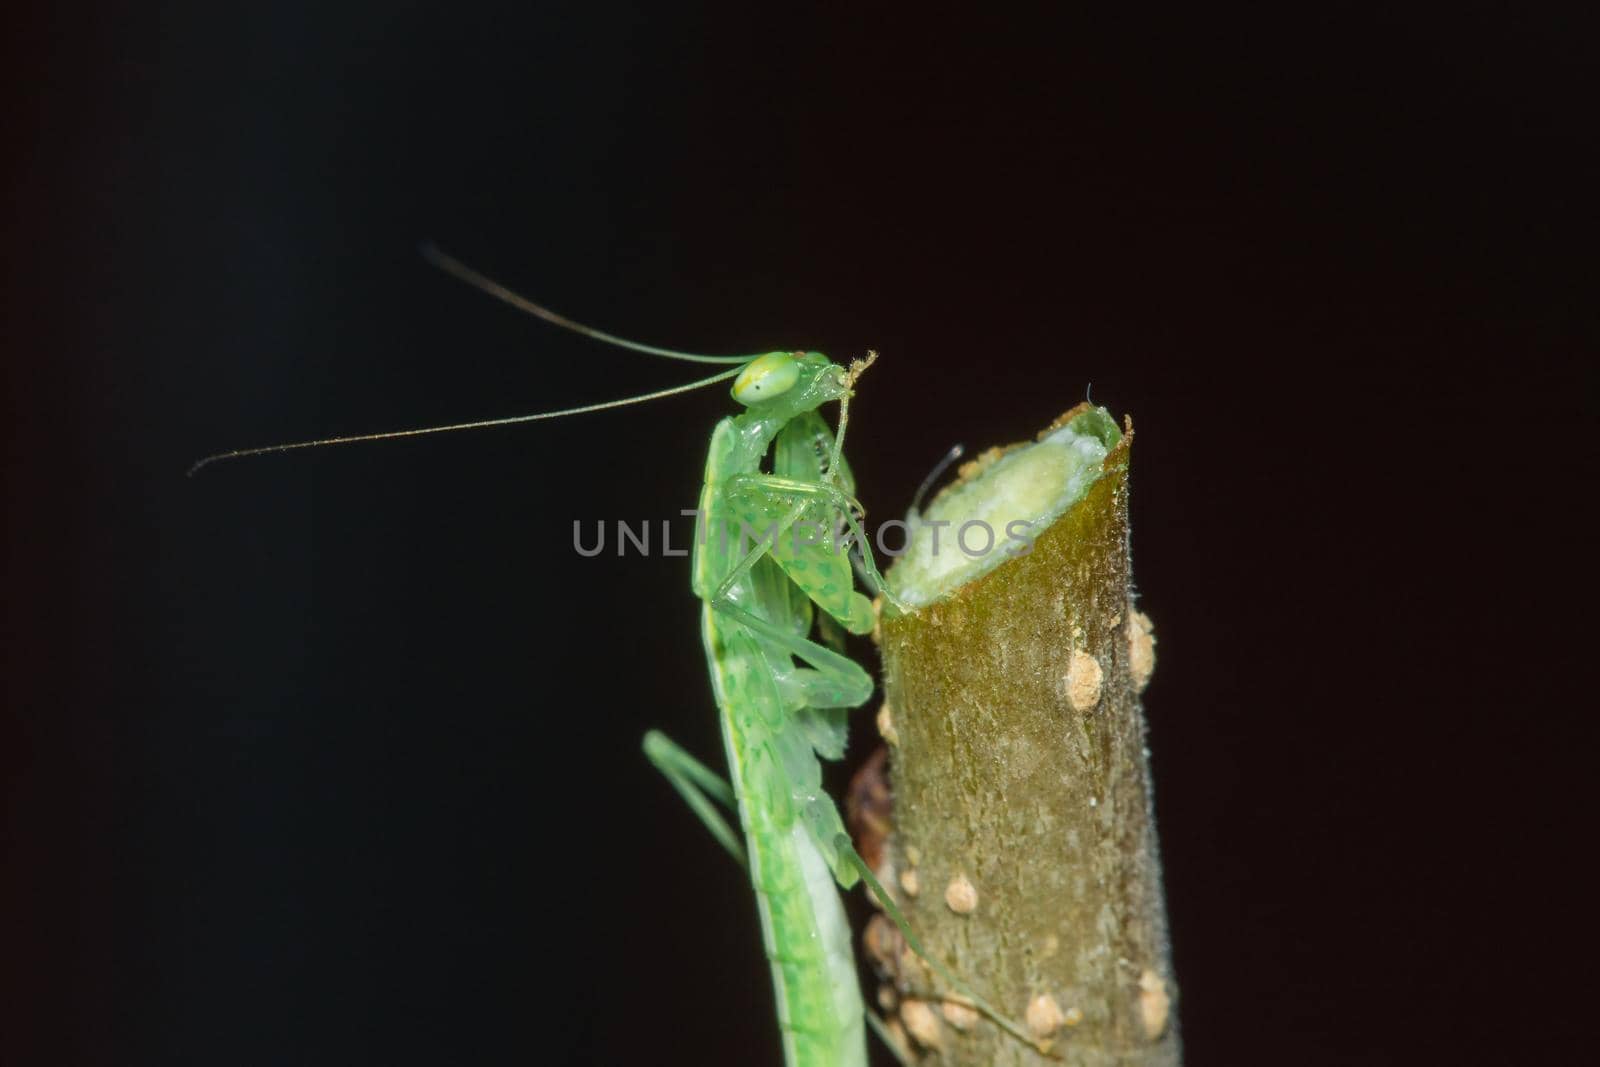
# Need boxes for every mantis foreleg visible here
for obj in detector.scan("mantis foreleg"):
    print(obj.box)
[724,473,908,615]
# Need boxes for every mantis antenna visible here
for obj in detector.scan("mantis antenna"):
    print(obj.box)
[187,366,741,476]
[420,244,750,365]
[187,246,778,475]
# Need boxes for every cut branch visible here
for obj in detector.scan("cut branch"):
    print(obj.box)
[868,404,1177,1066]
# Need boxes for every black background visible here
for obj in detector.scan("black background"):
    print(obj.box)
[6,4,1594,1065]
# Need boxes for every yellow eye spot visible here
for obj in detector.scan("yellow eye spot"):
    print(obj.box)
[732,351,801,405]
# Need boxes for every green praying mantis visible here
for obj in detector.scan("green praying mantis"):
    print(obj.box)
[192,248,1044,1066]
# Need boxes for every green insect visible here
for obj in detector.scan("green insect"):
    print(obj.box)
[192,248,1037,1067]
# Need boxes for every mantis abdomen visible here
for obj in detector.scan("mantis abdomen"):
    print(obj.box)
[711,614,867,1067]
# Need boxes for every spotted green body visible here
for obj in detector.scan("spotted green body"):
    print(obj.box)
[646,352,882,1066]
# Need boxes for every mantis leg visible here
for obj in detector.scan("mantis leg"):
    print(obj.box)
[778,668,861,710]
[652,720,915,1063]
[642,730,745,866]
[724,473,908,614]
[708,491,875,705]
[711,597,873,708]
[836,835,1049,1056]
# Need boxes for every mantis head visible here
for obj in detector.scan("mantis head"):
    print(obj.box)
[731,351,851,418]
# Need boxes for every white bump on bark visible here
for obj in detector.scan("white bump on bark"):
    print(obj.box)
[1138,968,1171,1040]
[1026,993,1066,1039]
[1064,649,1104,711]
[1129,610,1157,691]
[901,999,945,1050]
[941,998,980,1031]
[877,701,899,746]
[945,874,978,915]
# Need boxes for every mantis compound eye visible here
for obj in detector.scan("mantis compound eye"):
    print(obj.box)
[731,351,802,405]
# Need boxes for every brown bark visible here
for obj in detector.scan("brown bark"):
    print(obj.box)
[868,406,1177,1066]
